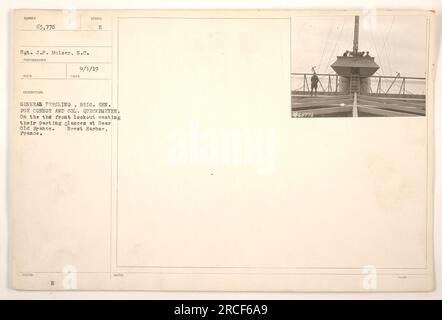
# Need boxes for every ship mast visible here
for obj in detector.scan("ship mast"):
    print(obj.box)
[352,16,359,54]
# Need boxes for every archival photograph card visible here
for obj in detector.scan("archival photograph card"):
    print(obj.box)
[10,9,435,291]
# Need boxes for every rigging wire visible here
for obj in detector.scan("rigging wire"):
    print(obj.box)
[317,18,335,73]
[380,16,395,76]
[324,17,347,74]
[382,40,392,75]
[369,28,384,75]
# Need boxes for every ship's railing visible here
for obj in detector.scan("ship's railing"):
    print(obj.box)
[291,73,426,96]
[291,73,340,94]
[369,75,426,96]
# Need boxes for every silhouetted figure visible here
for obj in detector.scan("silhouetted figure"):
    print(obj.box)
[365,51,370,57]
[343,50,349,57]
[311,72,319,96]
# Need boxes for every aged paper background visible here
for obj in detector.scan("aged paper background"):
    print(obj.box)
[4,4,439,294]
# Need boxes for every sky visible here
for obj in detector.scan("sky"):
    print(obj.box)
[291,15,428,80]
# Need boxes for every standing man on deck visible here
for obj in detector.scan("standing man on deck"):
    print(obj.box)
[311,71,319,96]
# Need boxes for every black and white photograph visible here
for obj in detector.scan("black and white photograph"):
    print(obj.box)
[291,15,428,117]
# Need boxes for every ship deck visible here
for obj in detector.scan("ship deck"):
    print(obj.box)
[291,91,426,117]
